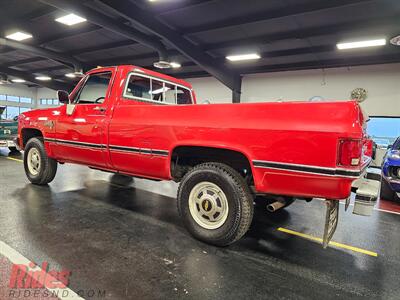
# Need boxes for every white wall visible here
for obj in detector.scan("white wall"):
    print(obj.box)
[0,84,36,109]
[187,63,400,116]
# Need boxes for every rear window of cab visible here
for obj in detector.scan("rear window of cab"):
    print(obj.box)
[123,73,192,105]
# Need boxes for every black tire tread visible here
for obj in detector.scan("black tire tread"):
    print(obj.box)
[177,162,253,246]
[24,137,57,185]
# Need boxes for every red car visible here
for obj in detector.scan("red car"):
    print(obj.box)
[18,65,375,247]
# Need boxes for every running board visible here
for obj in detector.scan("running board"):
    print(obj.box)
[322,200,339,248]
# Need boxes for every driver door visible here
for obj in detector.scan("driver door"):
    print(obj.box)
[54,70,114,168]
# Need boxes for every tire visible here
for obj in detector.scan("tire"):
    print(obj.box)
[177,162,254,246]
[380,178,395,201]
[8,147,18,152]
[24,138,57,185]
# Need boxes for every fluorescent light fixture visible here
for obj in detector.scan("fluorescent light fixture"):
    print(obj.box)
[226,53,261,62]
[55,13,87,26]
[11,78,26,83]
[337,39,386,50]
[170,62,181,68]
[6,31,32,41]
[35,76,52,81]
[65,73,76,78]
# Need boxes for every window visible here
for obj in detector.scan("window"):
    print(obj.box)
[20,97,32,104]
[124,73,192,105]
[20,107,31,114]
[0,94,6,101]
[164,83,176,104]
[126,75,151,100]
[7,95,19,102]
[177,86,192,105]
[5,106,19,119]
[367,117,400,148]
[151,79,164,101]
[75,72,112,104]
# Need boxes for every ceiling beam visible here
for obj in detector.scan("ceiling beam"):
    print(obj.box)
[97,0,242,96]
[0,37,83,72]
[182,0,376,34]
[39,0,170,62]
[0,66,72,91]
[202,15,400,51]
[2,57,47,68]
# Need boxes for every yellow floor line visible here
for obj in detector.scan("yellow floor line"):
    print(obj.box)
[6,157,23,162]
[277,227,378,257]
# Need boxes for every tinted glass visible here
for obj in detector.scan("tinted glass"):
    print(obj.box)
[126,75,151,100]
[151,79,164,102]
[76,72,112,104]
[164,83,176,104]
[176,86,192,104]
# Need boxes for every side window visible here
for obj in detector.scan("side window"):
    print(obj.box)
[151,79,163,102]
[125,75,151,100]
[75,72,112,104]
[164,83,176,104]
[177,86,192,104]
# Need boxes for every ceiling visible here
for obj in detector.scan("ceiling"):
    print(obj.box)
[0,0,399,92]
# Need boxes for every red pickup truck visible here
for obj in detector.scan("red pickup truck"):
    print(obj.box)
[18,65,376,247]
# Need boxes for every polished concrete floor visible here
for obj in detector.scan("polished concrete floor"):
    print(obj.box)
[1,149,400,300]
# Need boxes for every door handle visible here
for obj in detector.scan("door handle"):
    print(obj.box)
[93,106,106,112]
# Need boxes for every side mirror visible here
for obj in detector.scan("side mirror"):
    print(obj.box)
[57,90,70,104]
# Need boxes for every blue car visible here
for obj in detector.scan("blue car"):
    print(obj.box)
[381,137,400,201]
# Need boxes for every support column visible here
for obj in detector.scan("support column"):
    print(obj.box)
[232,75,242,103]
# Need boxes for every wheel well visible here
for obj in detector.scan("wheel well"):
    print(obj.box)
[171,146,253,182]
[21,128,43,147]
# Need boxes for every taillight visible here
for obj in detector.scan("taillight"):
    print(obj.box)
[337,139,362,167]
[364,139,373,157]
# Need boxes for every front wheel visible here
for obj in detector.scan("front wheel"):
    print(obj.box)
[24,138,58,185]
[177,163,254,246]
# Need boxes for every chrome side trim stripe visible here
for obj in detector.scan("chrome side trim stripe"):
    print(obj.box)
[108,145,169,156]
[44,138,169,157]
[252,160,362,178]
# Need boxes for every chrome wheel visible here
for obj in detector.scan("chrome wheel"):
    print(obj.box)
[27,148,41,176]
[188,181,229,229]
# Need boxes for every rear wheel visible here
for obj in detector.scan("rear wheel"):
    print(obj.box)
[380,179,395,201]
[24,138,57,185]
[177,162,253,246]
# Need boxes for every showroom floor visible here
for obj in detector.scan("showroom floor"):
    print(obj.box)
[1,150,400,300]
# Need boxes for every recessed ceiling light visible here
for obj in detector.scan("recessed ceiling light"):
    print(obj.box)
[170,62,181,68]
[11,78,26,83]
[337,39,386,50]
[6,31,32,41]
[226,53,261,62]
[55,13,87,26]
[390,35,400,46]
[65,73,76,78]
[35,76,52,81]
